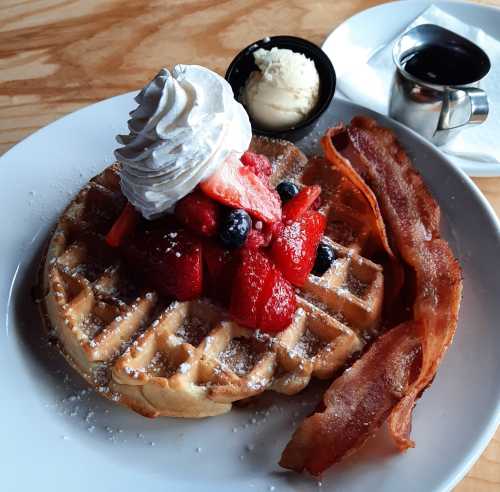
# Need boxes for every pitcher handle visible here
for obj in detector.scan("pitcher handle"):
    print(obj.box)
[465,87,489,125]
[437,87,489,132]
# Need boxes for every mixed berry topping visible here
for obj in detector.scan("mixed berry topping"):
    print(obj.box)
[219,209,252,249]
[121,226,203,301]
[276,181,299,203]
[107,152,327,333]
[312,241,335,276]
[203,241,237,305]
[240,151,273,183]
[105,202,140,248]
[282,185,321,222]
[271,207,326,286]
[230,249,296,332]
[174,189,220,237]
[200,152,281,224]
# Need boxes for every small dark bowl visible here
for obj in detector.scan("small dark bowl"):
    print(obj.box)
[225,35,336,142]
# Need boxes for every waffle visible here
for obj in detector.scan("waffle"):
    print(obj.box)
[39,136,384,418]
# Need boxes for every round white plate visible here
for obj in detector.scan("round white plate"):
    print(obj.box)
[322,0,500,177]
[1,93,500,492]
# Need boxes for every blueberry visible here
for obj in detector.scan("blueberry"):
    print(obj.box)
[312,242,336,276]
[219,209,251,248]
[276,181,299,203]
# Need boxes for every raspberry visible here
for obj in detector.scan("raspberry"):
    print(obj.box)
[241,151,272,182]
[174,189,220,237]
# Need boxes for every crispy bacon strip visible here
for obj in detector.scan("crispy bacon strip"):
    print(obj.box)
[321,126,394,259]
[345,117,462,448]
[280,117,462,475]
[280,321,421,475]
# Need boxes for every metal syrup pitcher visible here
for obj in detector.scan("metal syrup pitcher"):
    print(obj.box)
[389,24,490,146]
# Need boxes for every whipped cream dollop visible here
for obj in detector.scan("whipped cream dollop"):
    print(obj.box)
[115,65,252,219]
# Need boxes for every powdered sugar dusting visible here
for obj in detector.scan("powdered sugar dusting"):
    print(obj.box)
[219,338,260,375]
[289,330,326,359]
[146,351,180,378]
[346,271,369,298]
[175,316,212,347]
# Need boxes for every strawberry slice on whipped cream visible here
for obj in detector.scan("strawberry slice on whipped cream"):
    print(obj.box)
[200,152,281,224]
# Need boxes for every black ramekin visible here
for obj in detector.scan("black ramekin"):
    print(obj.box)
[225,35,336,141]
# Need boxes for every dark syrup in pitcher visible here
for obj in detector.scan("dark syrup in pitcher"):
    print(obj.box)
[402,44,487,86]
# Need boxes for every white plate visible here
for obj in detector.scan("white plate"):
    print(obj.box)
[322,0,500,177]
[1,93,500,492]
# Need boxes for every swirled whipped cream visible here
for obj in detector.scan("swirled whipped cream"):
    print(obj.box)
[115,65,252,219]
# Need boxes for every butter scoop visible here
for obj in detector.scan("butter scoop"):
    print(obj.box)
[242,47,320,130]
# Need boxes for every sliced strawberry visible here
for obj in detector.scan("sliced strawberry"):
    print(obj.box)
[122,227,202,301]
[229,249,272,329]
[282,185,322,222]
[259,268,296,333]
[203,240,237,305]
[106,202,140,248]
[200,153,281,224]
[270,210,327,286]
[241,151,272,183]
[245,219,280,249]
[312,195,322,211]
[263,219,284,242]
[245,229,267,249]
[229,249,296,332]
[174,189,220,237]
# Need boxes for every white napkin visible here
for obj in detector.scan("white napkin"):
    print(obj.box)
[337,5,500,164]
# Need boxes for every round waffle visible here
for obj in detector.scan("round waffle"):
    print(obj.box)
[39,136,385,418]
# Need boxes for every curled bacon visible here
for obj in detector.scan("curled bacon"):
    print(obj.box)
[280,117,462,475]
[321,126,394,259]
[280,321,421,474]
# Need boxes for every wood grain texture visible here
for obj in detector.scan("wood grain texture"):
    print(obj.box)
[0,1,499,490]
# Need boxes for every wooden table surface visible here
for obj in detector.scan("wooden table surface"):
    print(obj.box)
[1,0,498,489]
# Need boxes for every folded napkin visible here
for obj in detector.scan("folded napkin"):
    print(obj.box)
[337,5,500,164]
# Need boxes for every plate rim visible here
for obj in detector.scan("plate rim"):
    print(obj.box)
[1,91,500,492]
